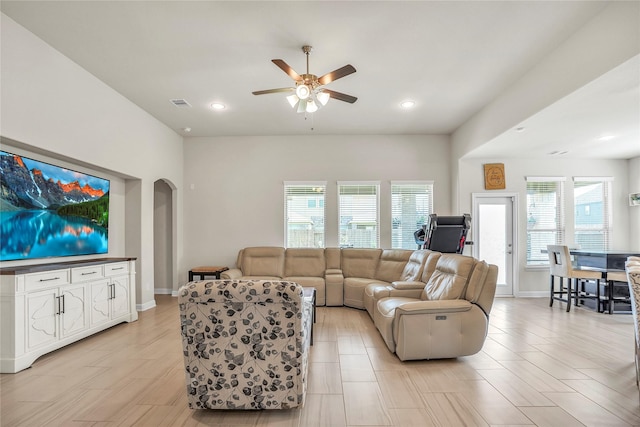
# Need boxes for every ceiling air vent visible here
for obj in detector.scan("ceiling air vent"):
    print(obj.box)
[170,99,192,108]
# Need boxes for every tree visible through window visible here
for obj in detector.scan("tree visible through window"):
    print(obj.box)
[338,182,379,248]
[284,182,326,248]
[526,177,565,266]
[391,182,433,249]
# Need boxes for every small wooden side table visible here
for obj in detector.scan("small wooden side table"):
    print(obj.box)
[188,266,229,282]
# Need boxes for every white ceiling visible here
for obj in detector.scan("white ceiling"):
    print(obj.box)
[2,1,638,159]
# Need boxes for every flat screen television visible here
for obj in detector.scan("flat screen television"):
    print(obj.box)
[0,150,110,261]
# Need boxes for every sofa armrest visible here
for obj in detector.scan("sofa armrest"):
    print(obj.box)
[325,269,345,306]
[392,281,425,290]
[396,299,472,315]
[220,268,242,279]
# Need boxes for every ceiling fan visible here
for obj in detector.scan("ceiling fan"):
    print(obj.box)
[252,45,357,113]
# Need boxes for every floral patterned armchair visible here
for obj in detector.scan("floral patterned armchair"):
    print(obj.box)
[626,256,640,394]
[179,279,313,410]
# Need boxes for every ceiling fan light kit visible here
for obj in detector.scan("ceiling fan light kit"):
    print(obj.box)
[252,45,357,114]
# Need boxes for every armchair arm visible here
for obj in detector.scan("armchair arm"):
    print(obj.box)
[325,268,345,306]
[392,281,426,290]
[396,299,472,315]
[220,268,242,280]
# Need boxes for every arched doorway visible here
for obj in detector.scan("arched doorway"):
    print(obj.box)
[154,179,175,294]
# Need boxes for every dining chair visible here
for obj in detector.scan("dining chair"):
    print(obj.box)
[547,245,602,312]
[603,270,629,314]
[625,256,640,394]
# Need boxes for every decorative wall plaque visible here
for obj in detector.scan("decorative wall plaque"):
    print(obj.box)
[483,163,505,190]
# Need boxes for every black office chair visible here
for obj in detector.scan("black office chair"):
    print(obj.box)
[420,214,471,254]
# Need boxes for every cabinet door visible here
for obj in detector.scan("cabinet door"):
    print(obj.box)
[26,289,58,351]
[60,284,88,339]
[110,275,130,320]
[89,279,112,327]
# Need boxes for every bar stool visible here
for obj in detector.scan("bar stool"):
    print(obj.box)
[547,245,602,312]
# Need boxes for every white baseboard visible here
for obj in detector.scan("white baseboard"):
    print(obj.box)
[515,291,548,298]
[137,299,157,312]
[154,288,173,295]
[171,290,179,297]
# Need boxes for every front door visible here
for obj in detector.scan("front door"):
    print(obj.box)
[472,194,517,296]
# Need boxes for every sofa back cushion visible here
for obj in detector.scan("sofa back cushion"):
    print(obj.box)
[420,251,442,283]
[399,250,430,281]
[325,247,342,270]
[375,249,413,283]
[285,248,326,277]
[240,246,285,277]
[341,248,382,279]
[421,254,476,300]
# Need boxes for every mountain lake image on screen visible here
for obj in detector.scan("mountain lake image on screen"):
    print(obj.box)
[0,150,110,261]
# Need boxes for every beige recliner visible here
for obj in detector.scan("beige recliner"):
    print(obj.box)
[372,254,498,361]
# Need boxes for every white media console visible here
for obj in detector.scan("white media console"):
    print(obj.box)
[0,258,137,373]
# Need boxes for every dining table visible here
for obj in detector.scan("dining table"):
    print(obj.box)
[569,249,640,313]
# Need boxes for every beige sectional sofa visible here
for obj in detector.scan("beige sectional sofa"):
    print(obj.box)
[221,246,497,360]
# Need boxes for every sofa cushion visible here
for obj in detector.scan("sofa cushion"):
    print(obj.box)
[344,277,385,309]
[241,247,285,277]
[420,251,442,283]
[374,297,416,352]
[421,254,475,300]
[375,249,413,283]
[341,248,382,279]
[284,248,326,277]
[399,250,429,281]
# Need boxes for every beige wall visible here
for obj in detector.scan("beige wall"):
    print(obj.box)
[630,157,640,252]
[458,157,631,295]
[1,14,184,309]
[181,134,450,283]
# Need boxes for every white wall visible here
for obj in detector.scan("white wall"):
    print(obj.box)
[182,134,450,282]
[448,2,640,295]
[458,157,631,294]
[1,14,184,309]
[630,157,640,252]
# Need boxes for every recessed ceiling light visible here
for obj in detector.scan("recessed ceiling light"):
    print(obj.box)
[181,127,191,133]
[211,103,226,110]
[400,100,415,109]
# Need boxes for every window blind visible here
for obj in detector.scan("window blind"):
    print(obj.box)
[284,182,326,248]
[391,181,434,249]
[338,182,379,248]
[525,177,565,266]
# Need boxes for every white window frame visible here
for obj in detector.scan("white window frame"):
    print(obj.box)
[390,181,434,249]
[284,181,326,248]
[337,181,380,248]
[525,176,566,267]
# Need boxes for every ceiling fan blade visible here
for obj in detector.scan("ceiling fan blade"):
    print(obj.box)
[323,89,357,104]
[252,88,295,96]
[318,64,356,85]
[272,59,301,81]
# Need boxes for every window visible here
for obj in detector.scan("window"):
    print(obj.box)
[526,177,565,266]
[338,182,379,248]
[573,177,612,251]
[391,181,434,249]
[284,182,326,248]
